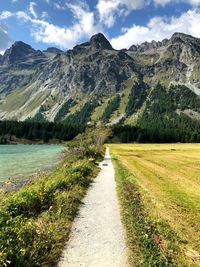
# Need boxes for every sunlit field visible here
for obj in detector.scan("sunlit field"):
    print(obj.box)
[109,143,200,266]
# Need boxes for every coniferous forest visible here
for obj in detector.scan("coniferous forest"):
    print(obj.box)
[1,83,200,144]
[0,120,81,144]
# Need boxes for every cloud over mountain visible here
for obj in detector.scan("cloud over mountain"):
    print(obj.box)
[1,0,200,50]
[111,9,200,49]
[0,23,12,54]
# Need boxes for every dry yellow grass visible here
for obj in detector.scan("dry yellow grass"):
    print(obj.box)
[109,143,200,266]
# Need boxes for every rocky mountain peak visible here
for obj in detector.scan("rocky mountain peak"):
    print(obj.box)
[43,47,64,54]
[12,41,34,50]
[70,33,113,55]
[89,33,113,50]
[0,31,200,123]
[170,32,199,44]
[168,32,200,55]
[171,32,192,39]
[1,41,43,65]
[129,38,168,52]
[128,33,200,53]
[7,41,35,56]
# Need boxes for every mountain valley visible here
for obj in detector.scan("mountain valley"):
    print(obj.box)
[0,32,200,141]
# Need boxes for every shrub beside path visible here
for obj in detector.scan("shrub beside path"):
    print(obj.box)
[58,147,129,267]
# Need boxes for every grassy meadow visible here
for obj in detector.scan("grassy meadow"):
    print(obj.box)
[109,143,200,266]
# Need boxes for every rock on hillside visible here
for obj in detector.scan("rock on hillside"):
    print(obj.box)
[0,32,200,123]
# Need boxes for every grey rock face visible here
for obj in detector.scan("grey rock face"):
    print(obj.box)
[129,38,168,52]
[0,41,47,99]
[43,47,64,54]
[1,41,46,67]
[37,47,137,96]
[90,33,113,50]
[0,32,200,121]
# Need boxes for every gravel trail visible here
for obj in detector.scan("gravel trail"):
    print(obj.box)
[58,148,129,267]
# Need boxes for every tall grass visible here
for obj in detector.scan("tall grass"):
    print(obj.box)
[0,128,106,266]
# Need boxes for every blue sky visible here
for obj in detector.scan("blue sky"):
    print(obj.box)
[0,0,200,53]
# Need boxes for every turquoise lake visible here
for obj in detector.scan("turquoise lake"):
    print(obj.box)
[0,144,64,185]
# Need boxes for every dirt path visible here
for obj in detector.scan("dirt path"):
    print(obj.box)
[58,148,129,267]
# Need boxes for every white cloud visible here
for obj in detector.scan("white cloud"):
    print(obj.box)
[54,3,66,10]
[30,2,101,48]
[96,0,147,27]
[41,11,49,20]
[2,0,200,52]
[16,11,29,21]
[1,2,102,49]
[0,23,12,54]
[154,0,200,6]
[153,0,172,6]
[29,2,38,19]
[188,0,200,4]
[96,0,200,28]
[111,9,200,49]
[31,3,101,48]
[0,11,13,20]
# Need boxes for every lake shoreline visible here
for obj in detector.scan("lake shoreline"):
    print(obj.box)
[0,137,64,145]
[1,169,51,192]
[0,144,64,189]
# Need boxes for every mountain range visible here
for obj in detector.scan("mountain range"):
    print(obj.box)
[0,32,200,133]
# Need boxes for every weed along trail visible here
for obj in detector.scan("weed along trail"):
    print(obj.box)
[58,147,129,267]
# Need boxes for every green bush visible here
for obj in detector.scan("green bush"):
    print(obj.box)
[0,141,103,266]
[5,191,42,217]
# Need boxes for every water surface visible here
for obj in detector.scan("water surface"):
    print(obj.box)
[0,144,64,185]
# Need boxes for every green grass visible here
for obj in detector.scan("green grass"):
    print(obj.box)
[26,90,48,114]
[101,95,121,123]
[190,65,200,80]
[109,81,133,122]
[12,70,35,76]
[130,52,160,66]
[0,81,43,112]
[0,85,33,111]
[125,101,147,125]
[0,147,102,266]
[91,98,111,122]
[109,144,200,267]
[67,98,88,115]
[91,77,137,123]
